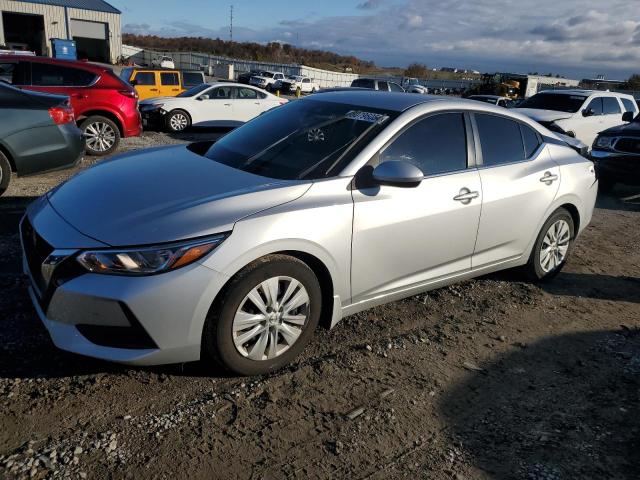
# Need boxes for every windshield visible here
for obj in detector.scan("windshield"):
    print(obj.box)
[177,83,211,97]
[204,99,396,180]
[518,93,587,113]
[261,72,274,78]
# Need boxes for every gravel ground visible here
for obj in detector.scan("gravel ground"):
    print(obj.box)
[1,132,639,479]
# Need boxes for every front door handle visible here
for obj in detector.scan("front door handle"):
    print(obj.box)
[149,88,159,92]
[223,103,232,106]
[453,188,479,204]
[540,171,559,185]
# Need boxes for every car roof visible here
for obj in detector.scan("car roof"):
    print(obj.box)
[305,90,450,112]
[470,95,502,99]
[537,89,631,98]
[0,55,109,73]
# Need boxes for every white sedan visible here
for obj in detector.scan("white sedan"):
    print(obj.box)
[139,82,288,132]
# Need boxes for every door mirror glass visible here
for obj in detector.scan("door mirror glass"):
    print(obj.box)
[198,94,209,100]
[622,111,634,122]
[372,161,423,187]
[582,108,594,117]
[129,78,138,86]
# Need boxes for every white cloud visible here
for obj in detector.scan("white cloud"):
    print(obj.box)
[123,0,640,78]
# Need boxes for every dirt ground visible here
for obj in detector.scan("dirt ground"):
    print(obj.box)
[0,131,639,480]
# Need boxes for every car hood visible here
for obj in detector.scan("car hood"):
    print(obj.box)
[139,96,182,105]
[515,108,574,122]
[46,145,311,246]
[599,121,640,137]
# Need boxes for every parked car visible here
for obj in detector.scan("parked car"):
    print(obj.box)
[0,83,83,195]
[237,70,262,85]
[469,95,516,108]
[120,67,185,100]
[516,90,639,148]
[22,91,597,375]
[250,71,286,91]
[274,75,319,94]
[401,77,429,94]
[139,82,287,132]
[351,78,405,92]
[151,56,175,69]
[591,112,640,192]
[181,70,206,88]
[0,56,141,156]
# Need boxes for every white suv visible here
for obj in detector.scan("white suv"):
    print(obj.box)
[250,71,285,91]
[517,90,638,147]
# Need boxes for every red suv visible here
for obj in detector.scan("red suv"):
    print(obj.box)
[0,56,142,156]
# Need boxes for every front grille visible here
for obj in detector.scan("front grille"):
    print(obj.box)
[614,137,640,154]
[21,217,54,295]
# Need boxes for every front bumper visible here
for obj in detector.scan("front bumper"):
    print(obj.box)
[21,202,229,366]
[140,108,165,129]
[590,150,640,185]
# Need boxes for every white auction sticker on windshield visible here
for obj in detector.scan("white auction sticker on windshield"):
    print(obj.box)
[345,111,388,123]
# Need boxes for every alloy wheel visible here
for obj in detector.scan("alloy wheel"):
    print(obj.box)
[84,122,116,152]
[539,219,571,273]
[169,113,188,131]
[232,276,310,361]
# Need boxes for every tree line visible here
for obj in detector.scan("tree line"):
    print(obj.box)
[122,34,376,73]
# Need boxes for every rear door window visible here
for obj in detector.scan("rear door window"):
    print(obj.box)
[353,79,375,89]
[380,113,468,176]
[160,72,180,86]
[475,113,525,166]
[389,82,404,92]
[235,87,258,99]
[377,81,389,91]
[602,97,621,115]
[0,61,30,85]
[31,63,96,86]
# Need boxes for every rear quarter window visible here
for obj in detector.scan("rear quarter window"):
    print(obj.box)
[621,98,637,113]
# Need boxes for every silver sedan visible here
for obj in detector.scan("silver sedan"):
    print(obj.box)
[21,91,598,375]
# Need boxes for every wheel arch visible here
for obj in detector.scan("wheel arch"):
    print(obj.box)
[78,110,124,136]
[0,142,17,172]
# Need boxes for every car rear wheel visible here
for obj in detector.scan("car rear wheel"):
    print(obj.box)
[166,110,191,132]
[81,116,120,156]
[202,254,322,376]
[525,208,574,281]
[0,151,11,196]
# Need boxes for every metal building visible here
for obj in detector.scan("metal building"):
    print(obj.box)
[0,0,121,63]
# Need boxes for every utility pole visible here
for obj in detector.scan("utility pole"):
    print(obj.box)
[230,5,233,42]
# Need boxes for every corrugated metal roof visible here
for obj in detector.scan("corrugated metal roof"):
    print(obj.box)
[13,0,121,14]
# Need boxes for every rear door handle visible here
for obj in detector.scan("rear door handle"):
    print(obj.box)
[150,88,159,92]
[540,172,559,184]
[453,188,479,204]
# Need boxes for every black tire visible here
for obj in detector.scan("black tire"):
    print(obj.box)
[525,208,575,281]
[80,115,120,156]
[165,109,191,133]
[0,151,11,196]
[202,254,322,376]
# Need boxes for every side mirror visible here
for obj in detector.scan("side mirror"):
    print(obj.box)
[622,111,634,122]
[582,108,595,117]
[130,79,138,86]
[197,95,209,101]
[372,161,423,188]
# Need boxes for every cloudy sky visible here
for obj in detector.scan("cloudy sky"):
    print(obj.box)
[109,0,640,79]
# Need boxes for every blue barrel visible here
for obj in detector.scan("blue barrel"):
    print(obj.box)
[51,38,77,60]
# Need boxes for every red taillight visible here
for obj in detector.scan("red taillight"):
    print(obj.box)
[48,105,75,125]
[119,89,138,99]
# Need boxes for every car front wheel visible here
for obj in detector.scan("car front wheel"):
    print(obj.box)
[525,208,574,281]
[81,116,120,156]
[202,254,322,376]
[166,110,191,132]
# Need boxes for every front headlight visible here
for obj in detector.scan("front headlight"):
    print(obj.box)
[140,103,164,112]
[76,234,228,275]
[594,136,616,149]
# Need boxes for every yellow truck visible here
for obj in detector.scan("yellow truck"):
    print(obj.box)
[119,68,206,100]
